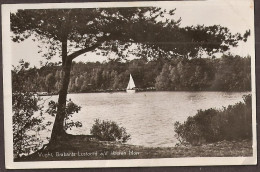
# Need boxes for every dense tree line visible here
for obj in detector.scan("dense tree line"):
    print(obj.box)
[14,54,251,93]
[155,55,251,91]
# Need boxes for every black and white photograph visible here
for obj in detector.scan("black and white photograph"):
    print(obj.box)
[2,0,256,169]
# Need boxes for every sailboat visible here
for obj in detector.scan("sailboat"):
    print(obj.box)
[126,74,136,93]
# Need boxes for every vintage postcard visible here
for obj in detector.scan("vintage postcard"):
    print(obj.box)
[2,0,256,169]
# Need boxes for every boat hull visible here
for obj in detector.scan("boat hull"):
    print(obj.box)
[126,89,136,93]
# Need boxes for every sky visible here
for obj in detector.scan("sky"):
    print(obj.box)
[10,0,254,67]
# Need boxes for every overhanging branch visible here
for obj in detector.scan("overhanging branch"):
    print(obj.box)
[67,43,101,60]
[67,33,116,60]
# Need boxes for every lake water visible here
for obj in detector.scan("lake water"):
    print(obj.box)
[40,91,249,147]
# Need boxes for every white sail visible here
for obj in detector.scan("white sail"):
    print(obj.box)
[127,74,135,89]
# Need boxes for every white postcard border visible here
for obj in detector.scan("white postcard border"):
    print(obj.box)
[2,0,257,169]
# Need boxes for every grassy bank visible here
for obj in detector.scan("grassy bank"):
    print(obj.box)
[15,136,252,161]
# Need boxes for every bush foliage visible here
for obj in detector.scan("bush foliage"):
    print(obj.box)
[12,61,46,158]
[90,119,131,143]
[174,94,252,145]
[46,100,82,130]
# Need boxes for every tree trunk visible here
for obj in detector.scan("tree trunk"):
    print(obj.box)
[50,39,71,142]
[49,39,99,143]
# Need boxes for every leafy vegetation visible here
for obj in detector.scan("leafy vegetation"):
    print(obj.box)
[174,94,252,146]
[46,100,82,130]
[90,119,131,143]
[12,61,45,158]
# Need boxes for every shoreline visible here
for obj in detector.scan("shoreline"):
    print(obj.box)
[15,138,253,162]
[43,90,251,96]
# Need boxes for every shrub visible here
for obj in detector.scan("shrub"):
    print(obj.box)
[90,119,131,143]
[46,99,82,130]
[12,61,45,158]
[174,94,252,145]
[13,92,45,158]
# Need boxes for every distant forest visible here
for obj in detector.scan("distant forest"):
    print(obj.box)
[13,54,251,93]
